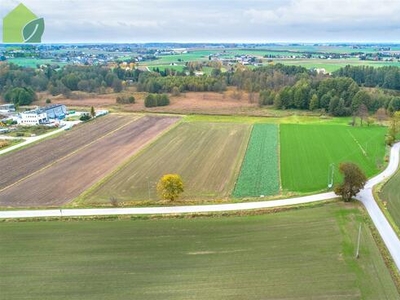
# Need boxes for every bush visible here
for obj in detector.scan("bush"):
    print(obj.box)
[79,113,91,121]
[144,94,157,107]
[144,93,170,108]
[116,95,135,104]
[45,99,51,104]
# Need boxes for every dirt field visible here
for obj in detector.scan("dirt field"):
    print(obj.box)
[0,115,179,207]
[37,90,276,116]
[0,115,134,190]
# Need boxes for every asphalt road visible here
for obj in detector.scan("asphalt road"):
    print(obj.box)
[0,142,399,270]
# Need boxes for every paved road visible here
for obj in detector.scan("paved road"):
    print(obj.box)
[0,142,399,270]
[356,142,400,271]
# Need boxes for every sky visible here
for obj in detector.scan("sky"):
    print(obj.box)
[1,0,400,43]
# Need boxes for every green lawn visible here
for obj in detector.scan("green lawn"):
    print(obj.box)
[233,124,279,197]
[280,124,387,193]
[82,122,251,204]
[380,168,400,230]
[0,203,398,299]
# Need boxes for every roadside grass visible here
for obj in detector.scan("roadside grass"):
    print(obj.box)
[280,124,387,193]
[380,168,400,230]
[233,124,279,197]
[82,122,251,204]
[0,203,398,299]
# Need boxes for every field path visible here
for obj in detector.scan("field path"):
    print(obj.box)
[0,142,399,271]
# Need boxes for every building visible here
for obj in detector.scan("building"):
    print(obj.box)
[43,104,67,120]
[18,109,47,126]
[17,104,67,126]
[0,104,16,113]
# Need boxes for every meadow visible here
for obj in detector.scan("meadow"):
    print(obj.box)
[233,124,279,198]
[1,203,398,299]
[82,122,251,204]
[380,169,400,230]
[280,124,387,193]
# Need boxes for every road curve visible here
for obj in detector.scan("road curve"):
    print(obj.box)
[356,142,400,271]
[0,143,399,270]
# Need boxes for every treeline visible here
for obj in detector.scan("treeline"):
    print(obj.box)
[0,63,141,105]
[227,64,312,92]
[334,65,400,90]
[260,77,400,116]
[137,72,227,93]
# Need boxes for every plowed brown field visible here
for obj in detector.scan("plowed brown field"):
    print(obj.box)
[0,115,179,207]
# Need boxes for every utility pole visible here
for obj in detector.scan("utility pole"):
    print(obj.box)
[355,223,362,259]
[146,177,150,200]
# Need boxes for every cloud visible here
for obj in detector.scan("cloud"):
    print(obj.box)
[244,0,400,25]
[2,0,400,42]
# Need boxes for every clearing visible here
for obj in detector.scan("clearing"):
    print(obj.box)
[0,203,398,299]
[82,121,251,204]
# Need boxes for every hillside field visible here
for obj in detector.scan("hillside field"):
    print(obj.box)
[280,124,387,193]
[1,203,398,299]
[380,169,400,230]
[233,124,279,198]
[82,122,251,204]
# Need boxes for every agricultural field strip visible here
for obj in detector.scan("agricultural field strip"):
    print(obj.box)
[381,168,400,230]
[0,115,135,190]
[280,124,386,192]
[233,124,279,197]
[83,122,250,203]
[1,144,400,273]
[1,204,398,299]
[0,116,180,206]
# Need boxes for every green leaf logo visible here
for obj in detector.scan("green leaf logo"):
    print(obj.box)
[22,18,45,43]
[3,4,45,43]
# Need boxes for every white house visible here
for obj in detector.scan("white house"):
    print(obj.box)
[18,109,47,126]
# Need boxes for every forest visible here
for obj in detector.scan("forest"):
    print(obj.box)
[1,62,400,116]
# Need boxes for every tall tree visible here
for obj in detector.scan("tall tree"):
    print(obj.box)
[157,174,184,201]
[334,162,367,202]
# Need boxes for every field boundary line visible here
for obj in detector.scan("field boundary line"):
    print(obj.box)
[71,116,183,206]
[0,117,140,194]
[347,129,367,157]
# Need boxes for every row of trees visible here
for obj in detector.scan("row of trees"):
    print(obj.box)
[258,76,400,116]
[334,65,400,90]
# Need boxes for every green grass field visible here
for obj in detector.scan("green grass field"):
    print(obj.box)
[233,124,279,198]
[1,203,398,299]
[280,124,387,193]
[82,122,251,204]
[380,168,400,230]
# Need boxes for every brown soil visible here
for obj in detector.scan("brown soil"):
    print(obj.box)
[0,115,132,190]
[0,115,180,207]
[37,90,267,116]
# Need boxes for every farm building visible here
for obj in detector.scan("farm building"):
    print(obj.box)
[44,104,67,120]
[17,104,67,126]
